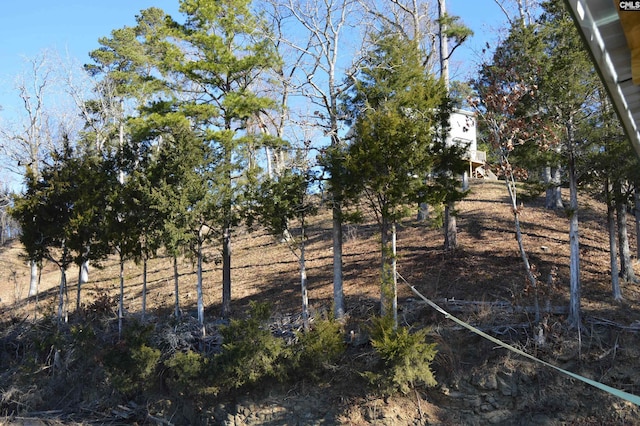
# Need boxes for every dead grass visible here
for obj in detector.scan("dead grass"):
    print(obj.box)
[3,178,640,330]
[2,178,640,424]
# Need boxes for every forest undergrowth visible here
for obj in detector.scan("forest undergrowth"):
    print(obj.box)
[1,180,640,425]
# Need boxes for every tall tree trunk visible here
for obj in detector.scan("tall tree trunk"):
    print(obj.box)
[118,253,125,339]
[544,165,564,210]
[380,218,389,318]
[332,202,345,319]
[75,246,91,311]
[76,260,89,311]
[635,186,640,260]
[300,219,310,332]
[439,0,458,252]
[391,221,398,330]
[380,217,398,329]
[76,265,83,312]
[606,179,622,300]
[615,182,636,283]
[544,165,554,209]
[79,244,90,285]
[222,226,232,318]
[28,261,38,297]
[567,142,581,328]
[542,164,553,206]
[444,202,458,250]
[551,165,563,209]
[417,202,429,221]
[80,260,89,284]
[58,266,67,324]
[142,254,148,321]
[173,255,180,320]
[221,141,233,318]
[265,145,273,179]
[32,266,42,322]
[438,0,449,87]
[197,237,205,336]
[504,160,540,322]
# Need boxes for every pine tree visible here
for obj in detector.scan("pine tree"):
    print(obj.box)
[161,0,280,318]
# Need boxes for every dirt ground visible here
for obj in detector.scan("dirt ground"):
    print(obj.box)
[2,179,640,424]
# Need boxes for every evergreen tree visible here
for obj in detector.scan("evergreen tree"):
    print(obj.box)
[248,163,317,331]
[84,8,170,330]
[12,139,112,322]
[343,32,447,327]
[437,0,473,251]
[159,0,280,318]
[89,1,280,319]
[428,97,471,251]
[138,110,211,326]
[65,144,114,310]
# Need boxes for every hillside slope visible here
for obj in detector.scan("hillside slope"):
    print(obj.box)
[2,179,640,424]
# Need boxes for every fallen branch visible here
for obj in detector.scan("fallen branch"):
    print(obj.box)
[431,321,533,335]
[431,299,567,315]
[14,410,64,418]
[586,316,640,331]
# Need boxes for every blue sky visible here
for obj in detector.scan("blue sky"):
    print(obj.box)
[449,1,508,79]
[0,1,178,112]
[0,0,505,84]
[0,1,178,82]
[0,0,507,138]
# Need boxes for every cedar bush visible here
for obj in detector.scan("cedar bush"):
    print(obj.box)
[103,320,160,397]
[163,350,208,397]
[213,301,288,390]
[364,315,438,395]
[290,317,346,379]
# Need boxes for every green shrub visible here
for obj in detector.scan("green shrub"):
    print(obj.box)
[364,315,438,395]
[70,323,97,347]
[163,350,207,396]
[214,302,288,390]
[103,320,160,397]
[290,317,345,379]
[104,343,161,396]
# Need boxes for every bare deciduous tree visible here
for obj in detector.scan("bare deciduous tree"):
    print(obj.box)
[268,0,371,320]
[360,0,439,67]
[0,51,70,297]
[493,0,539,26]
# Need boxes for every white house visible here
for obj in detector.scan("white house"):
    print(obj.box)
[447,109,490,179]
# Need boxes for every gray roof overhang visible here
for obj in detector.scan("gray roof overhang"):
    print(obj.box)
[564,0,640,156]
